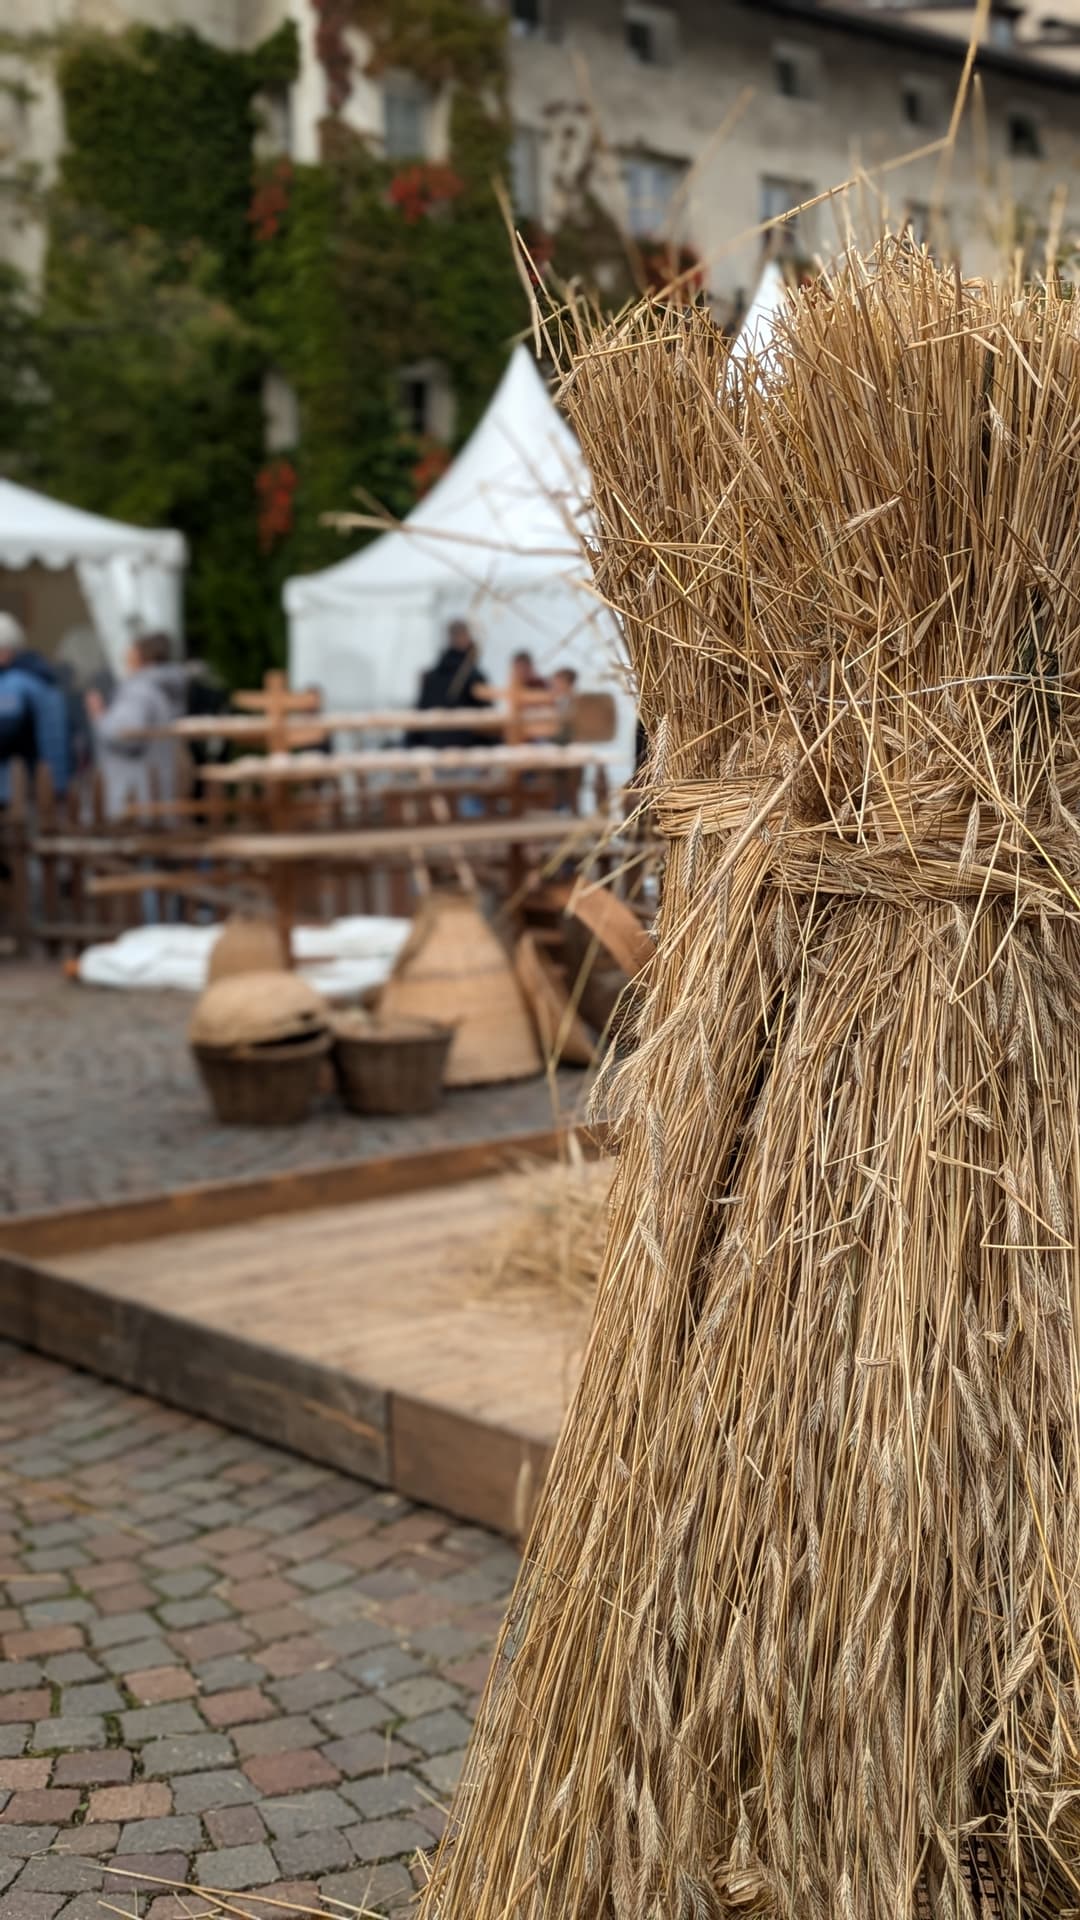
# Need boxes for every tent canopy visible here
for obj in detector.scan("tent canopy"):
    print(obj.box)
[286,347,591,615]
[285,278,786,771]
[0,479,185,572]
[0,479,186,674]
[284,346,634,767]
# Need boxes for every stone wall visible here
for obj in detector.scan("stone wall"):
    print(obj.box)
[508,0,1080,305]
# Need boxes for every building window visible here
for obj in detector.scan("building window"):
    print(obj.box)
[257,87,292,158]
[904,201,931,245]
[623,2,679,67]
[621,152,687,240]
[262,371,300,453]
[400,372,430,436]
[398,360,454,441]
[760,174,814,250]
[773,43,816,101]
[900,76,943,130]
[1008,109,1042,159]
[510,127,541,219]
[383,78,429,161]
[509,0,544,34]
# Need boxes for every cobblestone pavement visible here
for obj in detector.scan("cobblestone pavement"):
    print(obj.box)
[0,965,580,1215]
[0,1341,516,1920]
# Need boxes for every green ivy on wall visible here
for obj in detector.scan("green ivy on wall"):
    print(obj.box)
[11,5,533,685]
[8,5,661,685]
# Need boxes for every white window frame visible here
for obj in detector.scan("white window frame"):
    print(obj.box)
[899,73,945,132]
[383,76,430,162]
[510,126,542,220]
[772,40,818,103]
[620,151,688,240]
[759,174,815,251]
[623,2,679,68]
[398,360,454,442]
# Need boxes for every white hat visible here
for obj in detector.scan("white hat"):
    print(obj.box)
[0,612,26,652]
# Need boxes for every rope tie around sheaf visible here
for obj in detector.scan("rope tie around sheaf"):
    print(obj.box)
[651,760,1080,917]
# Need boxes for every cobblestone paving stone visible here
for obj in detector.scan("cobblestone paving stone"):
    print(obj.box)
[0,966,579,1214]
[0,1341,518,1920]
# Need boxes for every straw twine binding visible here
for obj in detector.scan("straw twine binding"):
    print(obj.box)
[420,247,1080,1920]
[654,754,1080,913]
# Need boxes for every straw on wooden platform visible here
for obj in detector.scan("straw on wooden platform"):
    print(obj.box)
[418,243,1080,1919]
[483,1146,613,1307]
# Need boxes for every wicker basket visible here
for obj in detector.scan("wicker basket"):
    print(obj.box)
[332,1015,453,1117]
[194,1031,332,1126]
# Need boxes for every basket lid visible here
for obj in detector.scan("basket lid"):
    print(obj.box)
[190,972,330,1050]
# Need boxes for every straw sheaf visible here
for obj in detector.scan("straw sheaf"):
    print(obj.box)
[419,244,1080,1920]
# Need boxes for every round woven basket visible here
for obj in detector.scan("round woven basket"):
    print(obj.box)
[332,1015,453,1117]
[194,1031,332,1127]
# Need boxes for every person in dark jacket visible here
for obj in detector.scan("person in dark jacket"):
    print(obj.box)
[406,620,492,749]
[0,614,71,803]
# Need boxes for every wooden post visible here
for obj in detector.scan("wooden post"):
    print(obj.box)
[35,762,58,953]
[7,759,31,956]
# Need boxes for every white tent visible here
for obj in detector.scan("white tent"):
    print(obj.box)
[0,479,187,676]
[727,259,788,384]
[285,346,634,769]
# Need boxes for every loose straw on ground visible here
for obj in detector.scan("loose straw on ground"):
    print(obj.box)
[419,244,1080,1918]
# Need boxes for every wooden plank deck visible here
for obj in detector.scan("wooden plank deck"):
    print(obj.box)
[0,1139,597,1536]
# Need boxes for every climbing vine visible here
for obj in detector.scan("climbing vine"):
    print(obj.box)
[7,3,669,687]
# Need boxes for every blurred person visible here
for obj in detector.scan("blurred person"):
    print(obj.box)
[551,665,578,745]
[86,630,193,819]
[0,613,71,804]
[510,648,548,692]
[406,619,492,749]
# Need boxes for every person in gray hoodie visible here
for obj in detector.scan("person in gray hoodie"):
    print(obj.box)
[86,631,194,819]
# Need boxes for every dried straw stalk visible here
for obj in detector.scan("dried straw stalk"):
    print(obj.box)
[420,243,1080,1919]
[484,1149,613,1308]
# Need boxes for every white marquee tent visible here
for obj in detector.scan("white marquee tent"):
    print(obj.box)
[0,479,187,676]
[284,344,635,768]
[284,269,789,775]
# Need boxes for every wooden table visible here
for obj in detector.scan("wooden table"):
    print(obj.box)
[198,743,622,783]
[36,812,618,951]
[125,705,544,744]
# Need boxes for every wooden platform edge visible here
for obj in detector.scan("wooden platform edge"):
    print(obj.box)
[0,1122,611,1261]
[0,1251,556,1535]
[0,1253,390,1486]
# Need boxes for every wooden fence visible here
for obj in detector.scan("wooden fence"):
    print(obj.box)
[0,759,635,959]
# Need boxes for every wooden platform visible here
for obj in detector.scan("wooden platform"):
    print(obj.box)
[0,1131,596,1537]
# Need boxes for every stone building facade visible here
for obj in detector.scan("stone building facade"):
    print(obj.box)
[3,0,1080,302]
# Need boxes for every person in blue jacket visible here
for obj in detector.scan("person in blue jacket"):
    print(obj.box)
[0,613,72,803]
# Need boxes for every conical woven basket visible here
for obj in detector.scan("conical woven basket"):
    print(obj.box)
[207,915,286,983]
[379,893,541,1087]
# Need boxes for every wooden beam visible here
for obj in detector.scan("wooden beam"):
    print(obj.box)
[0,1123,610,1261]
[198,744,621,785]
[198,812,611,864]
[0,1255,390,1486]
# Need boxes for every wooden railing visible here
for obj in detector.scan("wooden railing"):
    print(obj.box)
[0,758,637,959]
